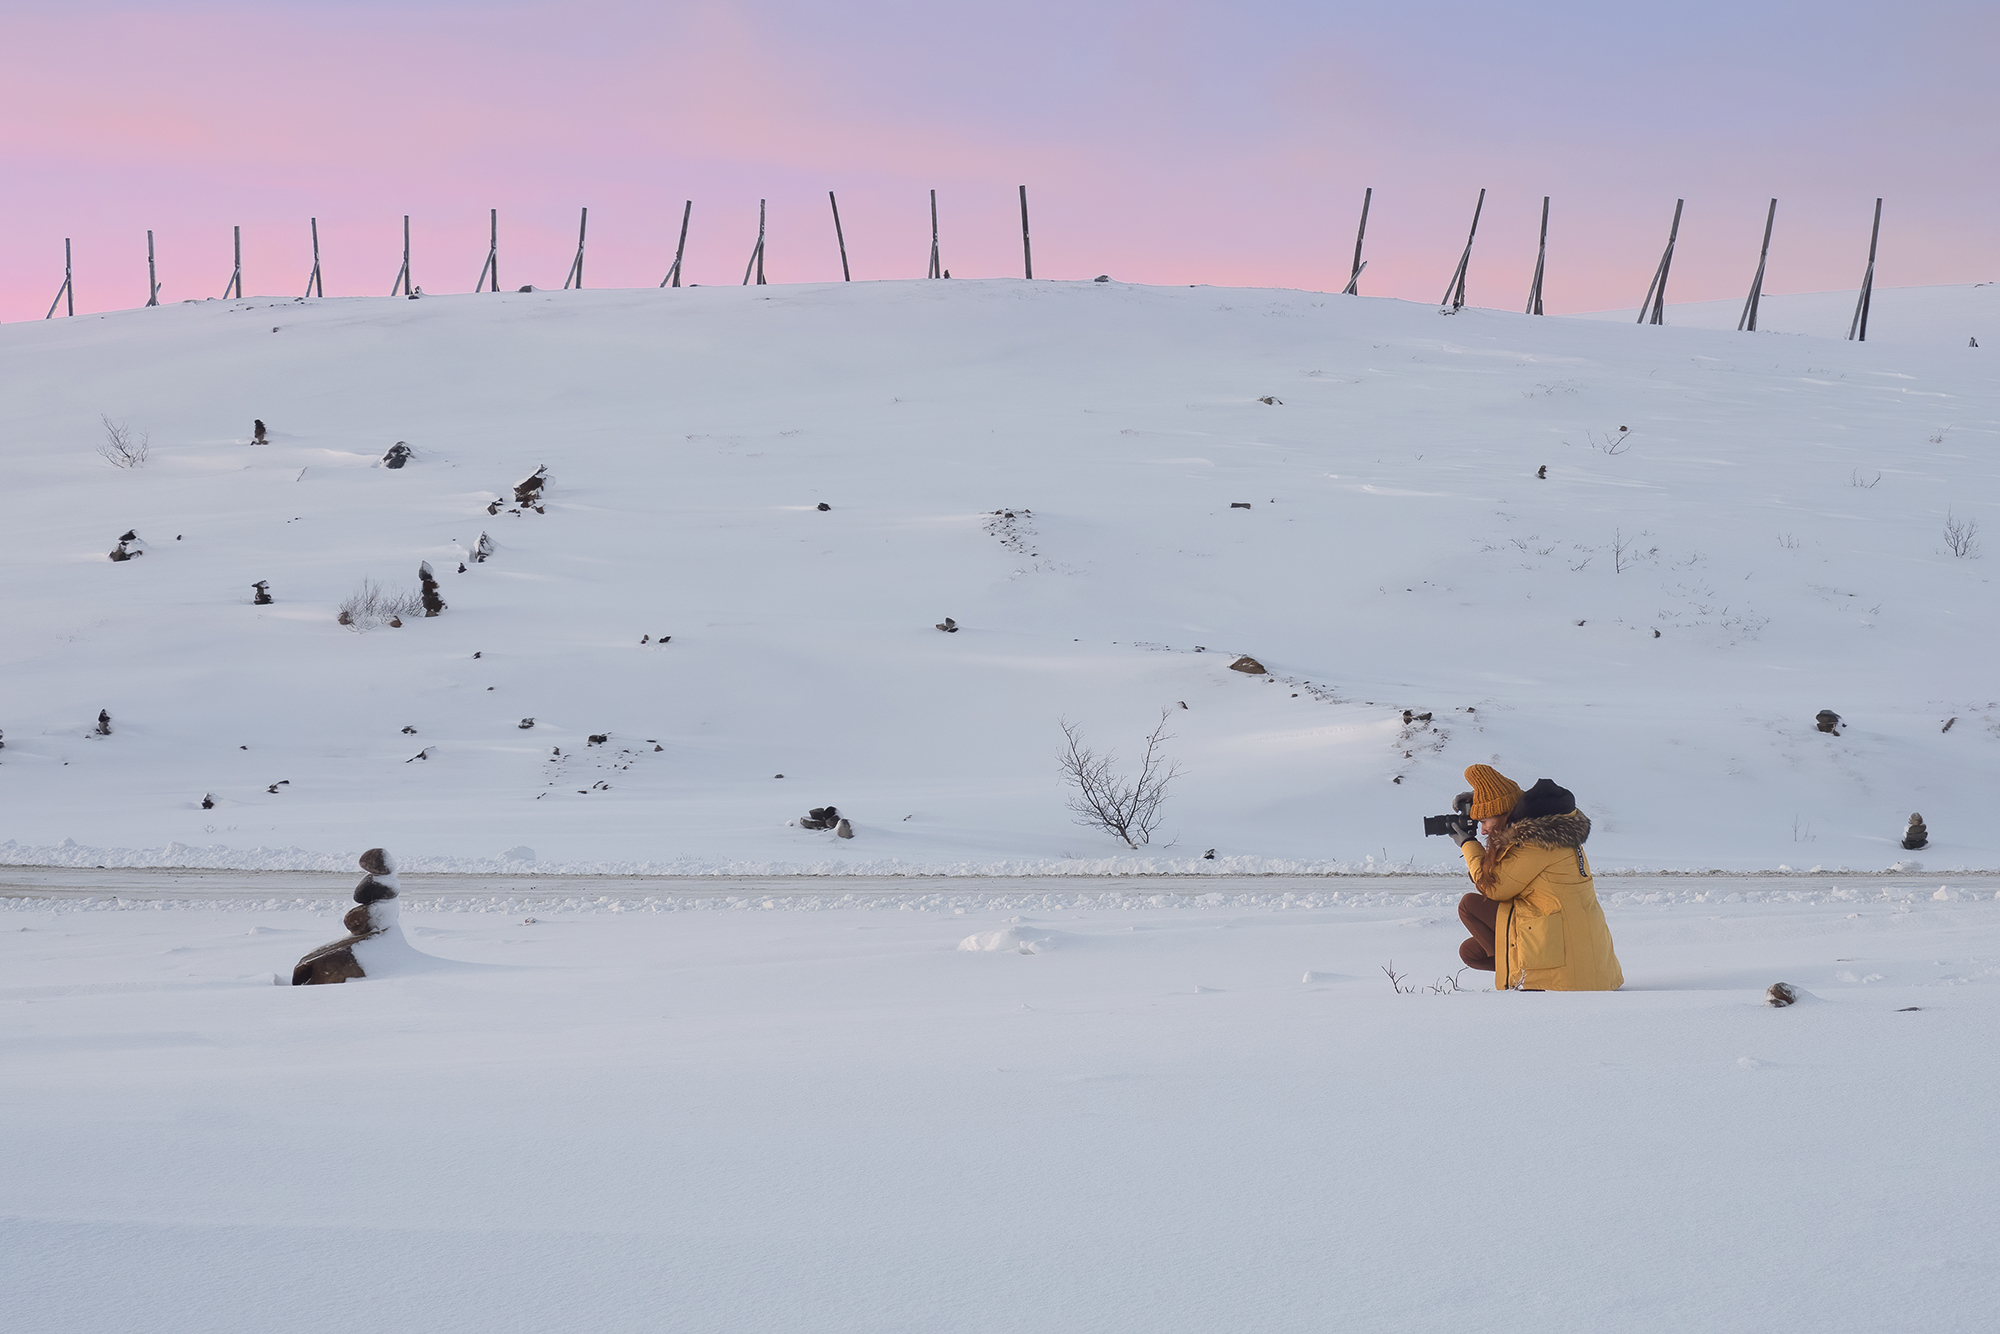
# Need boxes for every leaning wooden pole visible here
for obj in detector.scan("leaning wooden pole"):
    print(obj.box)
[830,192,852,281]
[1635,199,1684,325]
[45,238,75,318]
[1848,198,1882,342]
[563,207,588,289]
[146,230,160,307]
[1019,185,1034,279]
[1440,188,1485,311]
[1525,197,1549,315]
[223,225,243,299]
[475,209,499,292]
[1343,187,1372,295]
[391,216,412,296]
[742,200,767,285]
[662,201,691,287]
[305,218,324,298]
[1737,199,1777,332]
[927,189,941,278]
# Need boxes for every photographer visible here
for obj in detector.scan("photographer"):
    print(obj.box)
[1442,765,1623,991]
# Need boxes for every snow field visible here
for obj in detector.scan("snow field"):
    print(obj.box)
[3,893,1996,1332]
[4,278,1999,871]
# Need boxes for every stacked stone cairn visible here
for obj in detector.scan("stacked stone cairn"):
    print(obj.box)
[292,848,404,985]
[418,562,446,617]
[1903,813,1929,851]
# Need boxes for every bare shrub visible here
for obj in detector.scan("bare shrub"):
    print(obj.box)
[338,578,424,631]
[1058,709,1182,849]
[1943,510,1981,559]
[1382,961,1416,994]
[1610,526,1658,574]
[97,415,150,468]
[1586,426,1633,455]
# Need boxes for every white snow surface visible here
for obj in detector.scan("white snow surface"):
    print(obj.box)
[5,279,2000,872]
[3,888,1996,1332]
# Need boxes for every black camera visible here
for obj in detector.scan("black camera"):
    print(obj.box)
[1421,792,1475,837]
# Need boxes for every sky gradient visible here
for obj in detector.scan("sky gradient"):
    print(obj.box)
[2,0,1994,319]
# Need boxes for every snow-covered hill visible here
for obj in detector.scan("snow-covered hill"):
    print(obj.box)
[4,279,1997,872]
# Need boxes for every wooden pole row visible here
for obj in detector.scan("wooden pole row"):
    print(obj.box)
[33,194,1897,321]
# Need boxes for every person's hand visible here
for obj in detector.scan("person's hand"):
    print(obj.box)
[1444,814,1476,845]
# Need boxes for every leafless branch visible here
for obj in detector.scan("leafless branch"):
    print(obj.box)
[1382,961,1417,994]
[97,415,149,468]
[1943,510,1981,559]
[1057,709,1183,849]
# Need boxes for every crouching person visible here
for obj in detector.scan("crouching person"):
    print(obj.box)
[1446,765,1623,991]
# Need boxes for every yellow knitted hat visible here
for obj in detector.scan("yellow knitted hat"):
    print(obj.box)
[1463,765,1523,820]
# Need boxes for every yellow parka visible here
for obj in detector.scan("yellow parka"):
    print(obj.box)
[1460,810,1623,991]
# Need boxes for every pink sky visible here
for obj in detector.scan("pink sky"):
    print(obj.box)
[2,1,1994,319]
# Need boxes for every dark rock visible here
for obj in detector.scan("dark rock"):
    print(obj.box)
[253,420,268,444]
[382,442,412,469]
[201,794,214,809]
[587,734,608,746]
[936,617,958,633]
[1537,465,1547,479]
[835,818,854,839]
[96,710,112,736]
[1229,656,1267,674]
[1814,710,1842,735]
[1766,982,1798,1007]
[252,580,272,605]
[816,502,831,511]
[1229,502,1252,509]
[1257,396,1282,405]
[518,718,535,729]
[513,466,548,506]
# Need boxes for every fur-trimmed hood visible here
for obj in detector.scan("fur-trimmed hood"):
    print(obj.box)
[1504,809,1590,851]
